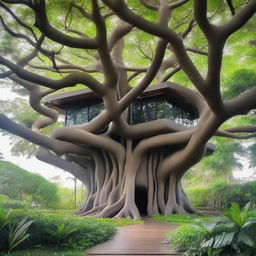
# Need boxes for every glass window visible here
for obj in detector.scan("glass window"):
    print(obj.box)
[88,102,104,121]
[131,97,198,127]
[65,101,104,126]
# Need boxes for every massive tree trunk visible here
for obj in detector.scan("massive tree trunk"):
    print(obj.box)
[0,0,256,219]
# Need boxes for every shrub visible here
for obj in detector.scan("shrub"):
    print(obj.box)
[4,199,32,209]
[0,206,33,254]
[11,209,117,250]
[167,224,207,251]
[0,194,9,206]
[170,203,256,256]
[186,181,256,210]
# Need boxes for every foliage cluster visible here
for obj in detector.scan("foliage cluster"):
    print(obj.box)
[0,161,59,208]
[186,180,256,210]
[0,207,142,254]
[1,250,85,256]
[167,203,256,256]
[0,206,34,254]
[0,194,33,210]
[10,209,117,250]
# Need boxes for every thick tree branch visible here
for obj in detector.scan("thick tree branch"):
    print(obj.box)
[102,0,206,94]
[108,22,133,51]
[92,0,118,87]
[0,56,105,95]
[221,0,256,37]
[224,86,256,117]
[32,0,98,49]
[0,114,85,155]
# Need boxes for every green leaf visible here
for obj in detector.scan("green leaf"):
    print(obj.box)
[213,232,235,249]
[237,231,255,248]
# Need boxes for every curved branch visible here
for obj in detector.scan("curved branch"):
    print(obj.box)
[221,0,256,37]
[102,0,206,94]
[139,0,158,11]
[33,0,98,49]
[0,114,85,155]
[224,86,256,117]
[92,0,118,87]
[216,130,256,140]
[0,1,37,40]
[169,0,189,10]
[0,56,105,96]
[108,22,133,51]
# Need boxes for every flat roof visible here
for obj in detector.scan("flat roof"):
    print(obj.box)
[44,82,199,115]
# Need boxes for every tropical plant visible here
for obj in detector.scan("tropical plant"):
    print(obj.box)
[0,205,12,230]
[167,203,256,256]
[46,223,77,248]
[199,203,256,255]
[0,205,33,254]
[8,217,34,254]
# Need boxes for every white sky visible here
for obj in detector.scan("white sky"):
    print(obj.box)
[0,85,255,188]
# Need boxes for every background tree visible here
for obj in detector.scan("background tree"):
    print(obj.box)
[0,0,256,218]
[0,160,59,208]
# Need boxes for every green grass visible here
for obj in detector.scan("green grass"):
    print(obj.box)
[13,209,143,227]
[152,213,212,224]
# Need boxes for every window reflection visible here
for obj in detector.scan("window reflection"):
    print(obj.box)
[65,97,198,127]
[65,102,104,126]
[131,96,198,127]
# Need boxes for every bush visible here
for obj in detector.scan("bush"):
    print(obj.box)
[4,199,32,209]
[186,181,256,210]
[168,203,256,256]
[0,206,33,254]
[11,209,117,250]
[167,224,207,251]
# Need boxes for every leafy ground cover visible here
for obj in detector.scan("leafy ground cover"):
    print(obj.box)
[0,208,142,255]
[12,209,143,227]
[0,250,85,256]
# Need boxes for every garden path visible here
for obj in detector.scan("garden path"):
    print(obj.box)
[86,218,181,255]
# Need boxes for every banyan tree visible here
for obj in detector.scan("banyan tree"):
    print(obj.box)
[0,0,256,218]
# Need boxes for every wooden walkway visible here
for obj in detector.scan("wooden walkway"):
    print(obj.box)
[86,218,181,256]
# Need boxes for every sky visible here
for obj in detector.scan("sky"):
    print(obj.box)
[0,85,255,188]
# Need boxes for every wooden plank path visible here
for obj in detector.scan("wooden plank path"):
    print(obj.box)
[86,218,181,256]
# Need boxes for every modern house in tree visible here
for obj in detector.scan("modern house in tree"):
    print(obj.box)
[45,82,214,216]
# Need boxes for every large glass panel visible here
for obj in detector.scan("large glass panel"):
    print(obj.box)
[65,102,104,126]
[131,97,198,127]
[88,102,104,121]
[66,105,88,126]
